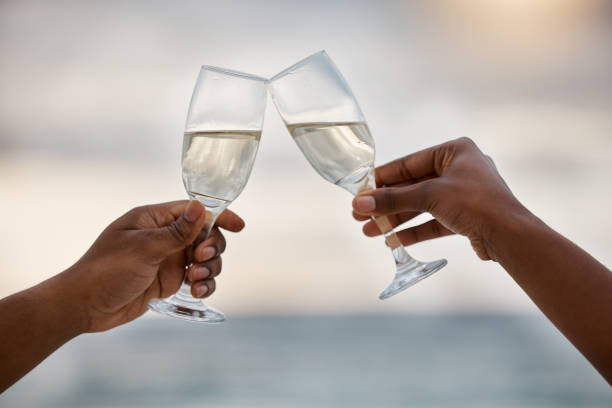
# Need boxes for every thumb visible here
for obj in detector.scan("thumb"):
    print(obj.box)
[147,200,207,257]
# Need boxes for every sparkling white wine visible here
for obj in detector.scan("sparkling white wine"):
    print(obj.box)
[182,131,260,207]
[288,122,375,193]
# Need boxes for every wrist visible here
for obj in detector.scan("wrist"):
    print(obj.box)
[483,203,542,263]
[40,266,91,337]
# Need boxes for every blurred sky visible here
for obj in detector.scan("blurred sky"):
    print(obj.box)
[1,0,611,315]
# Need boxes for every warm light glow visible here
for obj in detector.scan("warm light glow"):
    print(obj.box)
[436,0,603,61]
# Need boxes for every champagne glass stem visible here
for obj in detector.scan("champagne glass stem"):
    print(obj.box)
[373,216,403,250]
[373,216,418,269]
[175,205,223,302]
[372,215,447,300]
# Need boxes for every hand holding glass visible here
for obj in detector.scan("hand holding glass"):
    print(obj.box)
[148,66,267,322]
[269,51,447,299]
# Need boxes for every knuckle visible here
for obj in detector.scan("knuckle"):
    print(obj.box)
[379,189,397,211]
[167,220,189,244]
[398,157,414,180]
[128,205,145,215]
[218,235,227,253]
[206,279,216,295]
[134,204,156,217]
[204,255,222,271]
[213,257,222,276]
[123,206,145,221]
[456,136,475,147]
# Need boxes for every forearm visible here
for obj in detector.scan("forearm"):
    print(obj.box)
[489,209,612,383]
[0,272,85,392]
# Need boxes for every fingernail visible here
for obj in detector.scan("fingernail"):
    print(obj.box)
[192,266,211,280]
[196,284,209,298]
[354,196,376,212]
[183,201,203,223]
[200,246,216,261]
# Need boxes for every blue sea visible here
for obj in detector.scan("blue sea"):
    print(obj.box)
[2,315,610,407]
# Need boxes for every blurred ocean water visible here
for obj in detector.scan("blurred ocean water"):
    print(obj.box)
[3,315,610,407]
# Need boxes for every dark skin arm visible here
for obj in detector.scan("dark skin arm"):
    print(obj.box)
[0,200,244,393]
[352,137,612,384]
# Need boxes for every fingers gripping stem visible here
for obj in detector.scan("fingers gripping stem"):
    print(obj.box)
[373,216,402,249]
[178,205,224,300]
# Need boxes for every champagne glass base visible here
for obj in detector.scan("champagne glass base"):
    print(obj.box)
[379,259,447,300]
[148,296,225,323]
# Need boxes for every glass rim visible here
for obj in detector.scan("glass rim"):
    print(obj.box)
[200,65,268,83]
[269,50,328,82]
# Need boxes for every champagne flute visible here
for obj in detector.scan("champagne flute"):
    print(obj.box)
[269,51,447,300]
[148,66,267,322]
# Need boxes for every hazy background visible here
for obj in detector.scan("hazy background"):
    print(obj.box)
[1,0,611,405]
